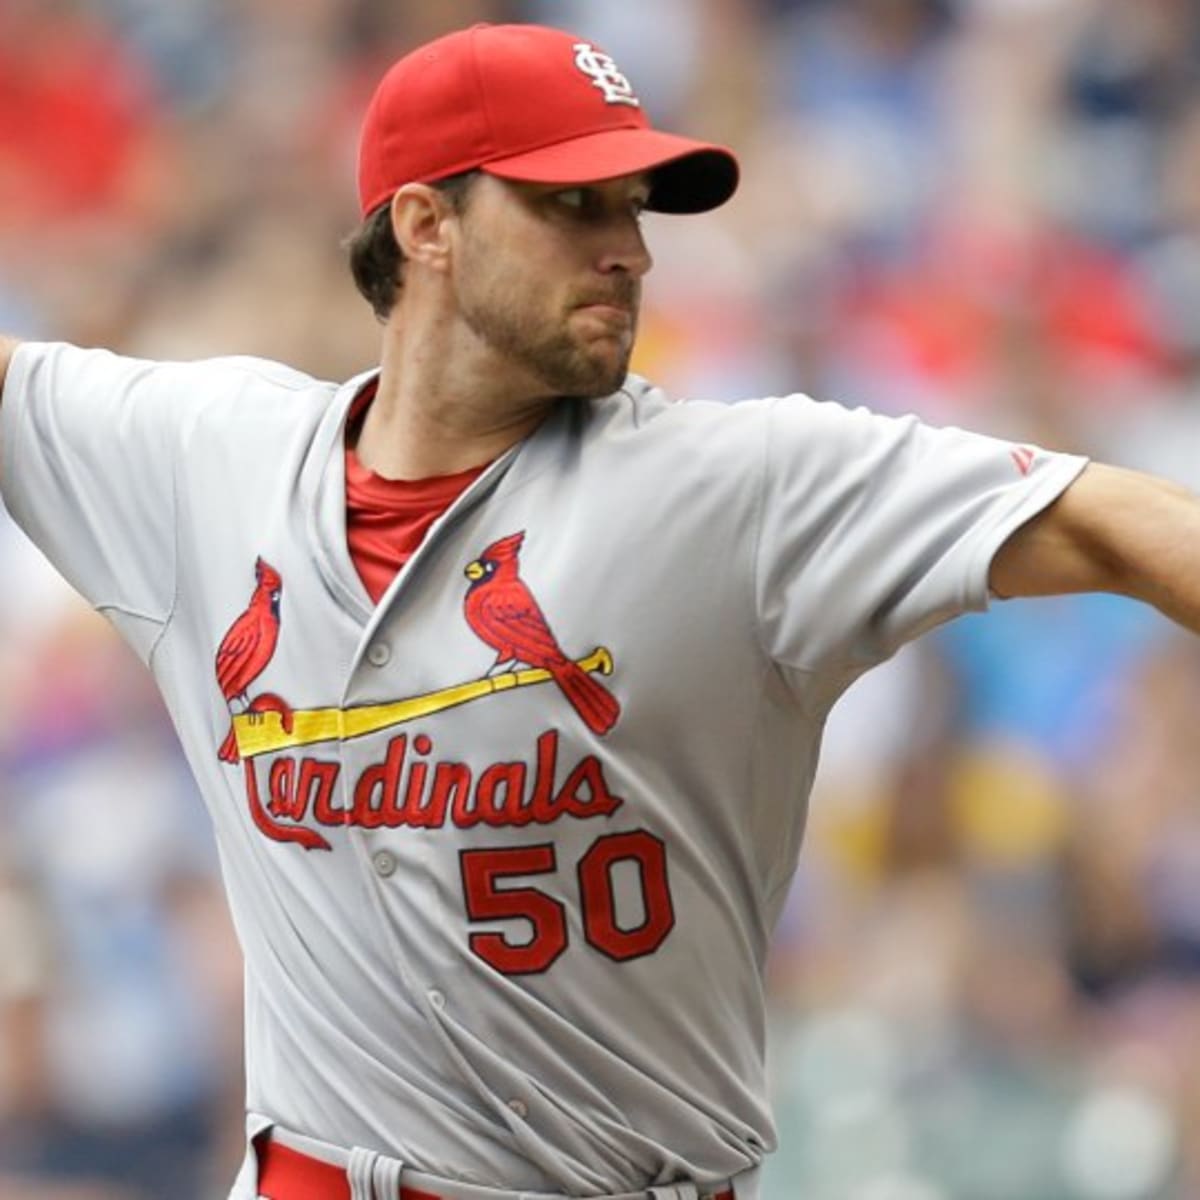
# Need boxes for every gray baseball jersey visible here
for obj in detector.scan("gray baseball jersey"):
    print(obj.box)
[0,342,1087,1199]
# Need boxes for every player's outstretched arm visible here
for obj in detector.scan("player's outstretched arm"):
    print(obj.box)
[991,463,1200,633]
[0,335,19,403]
[0,335,21,488]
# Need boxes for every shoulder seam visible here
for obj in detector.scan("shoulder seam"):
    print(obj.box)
[95,601,170,626]
[197,357,331,395]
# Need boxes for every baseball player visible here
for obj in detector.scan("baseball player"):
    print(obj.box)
[1,20,1199,1200]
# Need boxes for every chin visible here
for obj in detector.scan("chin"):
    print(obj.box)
[554,375,626,402]
[524,325,633,399]
[540,356,629,400]
[576,360,630,399]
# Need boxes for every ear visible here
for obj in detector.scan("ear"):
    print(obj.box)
[390,183,458,275]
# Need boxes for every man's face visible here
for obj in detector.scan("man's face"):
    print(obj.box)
[449,173,654,399]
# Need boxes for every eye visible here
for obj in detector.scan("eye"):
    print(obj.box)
[554,188,587,210]
[544,185,649,221]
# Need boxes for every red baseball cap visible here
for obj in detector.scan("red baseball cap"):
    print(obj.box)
[357,24,739,218]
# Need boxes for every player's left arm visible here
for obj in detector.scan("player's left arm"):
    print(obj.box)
[991,463,1200,632]
[0,335,20,399]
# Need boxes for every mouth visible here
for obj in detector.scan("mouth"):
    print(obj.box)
[574,280,637,316]
[464,561,485,581]
[573,302,636,333]
[578,302,631,318]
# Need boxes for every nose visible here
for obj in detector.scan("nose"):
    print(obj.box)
[597,214,653,278]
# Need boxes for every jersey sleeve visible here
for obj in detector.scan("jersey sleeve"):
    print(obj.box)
[753,395,1088,689]
[0,342,183,654]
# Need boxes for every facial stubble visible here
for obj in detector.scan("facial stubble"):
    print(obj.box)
[455,238,638,400]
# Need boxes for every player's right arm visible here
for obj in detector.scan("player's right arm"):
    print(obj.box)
[0,340,182,649]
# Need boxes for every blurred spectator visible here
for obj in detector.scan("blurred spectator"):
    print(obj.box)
[0,609,242,1200]
[0,1,163,230]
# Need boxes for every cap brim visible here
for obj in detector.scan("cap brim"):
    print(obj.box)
[481,127,739,215]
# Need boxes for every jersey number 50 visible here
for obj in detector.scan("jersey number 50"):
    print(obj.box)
[459,830,675,975]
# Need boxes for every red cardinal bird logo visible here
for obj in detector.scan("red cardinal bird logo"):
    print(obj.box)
[214,556,289,763]
[464,532,620,736]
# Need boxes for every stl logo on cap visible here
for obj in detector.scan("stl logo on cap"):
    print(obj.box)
[573,42,640,108]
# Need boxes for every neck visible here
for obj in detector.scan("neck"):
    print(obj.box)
[353,305,559,481]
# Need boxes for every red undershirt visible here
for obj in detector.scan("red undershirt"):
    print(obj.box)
[344,383,487,604]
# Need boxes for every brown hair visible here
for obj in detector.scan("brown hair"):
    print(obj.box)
[345,172,477,321]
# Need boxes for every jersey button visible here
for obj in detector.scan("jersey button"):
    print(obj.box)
[372,850,397,878]
[507,1098,528,1119]
[367,642,391,667]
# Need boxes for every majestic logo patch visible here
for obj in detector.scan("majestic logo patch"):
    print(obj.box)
[1010,446,1035,476]
[573,42,640,108]
[212,535,622,851]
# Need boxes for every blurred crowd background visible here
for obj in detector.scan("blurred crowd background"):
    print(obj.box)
[2,0,1200,1197]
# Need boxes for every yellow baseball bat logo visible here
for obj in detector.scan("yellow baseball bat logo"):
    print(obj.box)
[233,647,614,759]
